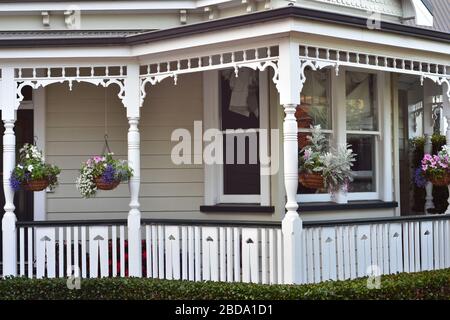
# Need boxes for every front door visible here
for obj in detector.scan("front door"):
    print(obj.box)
[0,110,34,262]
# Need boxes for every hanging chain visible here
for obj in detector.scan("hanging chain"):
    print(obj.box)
[101,84,112,155]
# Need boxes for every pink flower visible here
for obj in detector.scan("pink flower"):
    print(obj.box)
[422,164,428,171]
[93,156,103,163]
[303,149,312,160]
[424,154,433,161]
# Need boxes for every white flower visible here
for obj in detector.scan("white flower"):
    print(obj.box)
[18,164,23,169]
[27,165,33,172]
[26,154,30,159]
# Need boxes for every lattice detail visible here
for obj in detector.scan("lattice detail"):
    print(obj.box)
[299,45,450,79]
[15,66,126,108]
[139,46,279,107]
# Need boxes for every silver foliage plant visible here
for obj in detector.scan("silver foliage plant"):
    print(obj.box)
[299,125,356,199]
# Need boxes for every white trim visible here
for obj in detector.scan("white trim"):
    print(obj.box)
[203,70,220,206]
[259,70,270,206]
[33,87,46,221]
[203,68,270,205]
[298,67,390,203]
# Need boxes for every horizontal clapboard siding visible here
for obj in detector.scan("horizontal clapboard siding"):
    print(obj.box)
[46,74,204,219]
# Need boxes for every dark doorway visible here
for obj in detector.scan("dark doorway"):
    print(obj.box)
[0,110,35,262]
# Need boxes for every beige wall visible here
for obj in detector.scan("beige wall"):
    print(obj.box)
[45,73,281,221]
[46,74,204,220]
[45,70,397,222]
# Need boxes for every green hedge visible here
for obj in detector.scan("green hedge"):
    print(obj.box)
[1,268,450,300]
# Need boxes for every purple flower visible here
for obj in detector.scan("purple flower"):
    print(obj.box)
[101,164,116,183]
[414,167,427,188]
[9,174,21,192]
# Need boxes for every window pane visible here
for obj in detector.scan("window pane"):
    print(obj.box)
[297,69,331,130]
[347,134,376,192]
[346,71,377,131]
[220,69,260,195]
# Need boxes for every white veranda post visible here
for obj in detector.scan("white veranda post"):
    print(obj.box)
[279,39,303,284]
[1,67,17,276]
[124,64,142,276]
[443,82,450,214]
[423,79,434,213]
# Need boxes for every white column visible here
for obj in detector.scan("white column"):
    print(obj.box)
[423,79,434,213]
[443,83,450,214]
[1,67,17,276]
[445,117,450,214]
[124,64,142,277]
[278,39,303,284]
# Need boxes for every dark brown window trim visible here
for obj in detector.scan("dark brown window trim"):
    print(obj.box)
[200,204,275,213]
[298,200,398,212]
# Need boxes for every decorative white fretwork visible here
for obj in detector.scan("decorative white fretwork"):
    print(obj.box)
[14,66,127,109]
[299,45,450,84]
[300,59,338,92]
[139,46,279,107]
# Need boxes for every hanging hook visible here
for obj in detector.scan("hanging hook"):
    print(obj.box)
[33,135,38,146]
[102,134,112,155]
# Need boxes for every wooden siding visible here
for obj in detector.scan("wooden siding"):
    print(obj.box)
[46,74,205,220]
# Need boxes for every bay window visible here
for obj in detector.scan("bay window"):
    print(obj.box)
[298,68,387,203]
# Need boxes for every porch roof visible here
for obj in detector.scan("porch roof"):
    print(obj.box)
[0,6,448,48]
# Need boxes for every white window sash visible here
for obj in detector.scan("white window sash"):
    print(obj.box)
[203,69,270,206]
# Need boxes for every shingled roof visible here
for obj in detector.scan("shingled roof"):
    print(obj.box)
[407,0,450,33]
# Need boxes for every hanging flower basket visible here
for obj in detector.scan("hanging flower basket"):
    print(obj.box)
[299,172,324,190]
[77,153,133,198]
[95,177,121,190]
[23,179,50,192]
[10,144,60,192]
[419,148,450,187]
[429,173,450,187]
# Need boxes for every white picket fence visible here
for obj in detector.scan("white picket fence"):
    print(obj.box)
[143,223,284,284]
[12,215,450,284]
[17,222,129,278]
[302,217,450,284]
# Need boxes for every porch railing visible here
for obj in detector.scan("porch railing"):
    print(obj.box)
[301,214,450,284]
[7,214,450,284]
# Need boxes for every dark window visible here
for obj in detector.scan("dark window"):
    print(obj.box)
[220,69,260,195]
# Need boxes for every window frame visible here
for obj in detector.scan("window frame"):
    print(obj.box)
[203,69,270,205]
[297,67,391,203]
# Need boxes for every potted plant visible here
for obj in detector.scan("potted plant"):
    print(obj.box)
[76,153,133,198]
[10,143,60,192]
[299,125,356,199]
[418,145,450,186]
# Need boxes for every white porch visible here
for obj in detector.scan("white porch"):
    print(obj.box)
[0,7,449,283]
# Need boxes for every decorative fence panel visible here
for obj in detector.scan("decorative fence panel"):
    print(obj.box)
[302,216,450,284]
[142,221,284,284]
[17,221,128,279]
[11,215,450,284]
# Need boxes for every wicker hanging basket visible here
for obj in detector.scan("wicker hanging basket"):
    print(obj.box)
[299,172,324,190]
[95,177,121,190]
[23,179,49,192]
[429,173,450,187]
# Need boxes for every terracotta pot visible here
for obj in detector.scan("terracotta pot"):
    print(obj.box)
[95,177,121,190]
[429,173,450,187]
[299,172,324,190]
[23,179,49,192]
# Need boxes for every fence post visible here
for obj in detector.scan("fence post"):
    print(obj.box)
[279,39,303,284]
[124,64,142,277]
[1,67,18,277]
